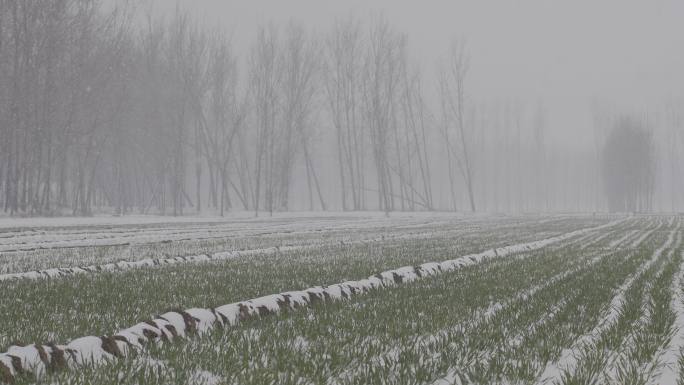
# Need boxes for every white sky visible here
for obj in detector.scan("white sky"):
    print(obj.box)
[147,0,684,144]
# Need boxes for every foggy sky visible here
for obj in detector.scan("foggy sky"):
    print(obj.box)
[149,0,684,146]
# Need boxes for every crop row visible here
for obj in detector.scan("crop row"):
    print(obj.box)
[0,215,613,350]
[0,215,593,274]
[27,216,654,385]
[0,219,620,383]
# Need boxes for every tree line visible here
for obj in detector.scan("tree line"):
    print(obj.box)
[0,1,681,216]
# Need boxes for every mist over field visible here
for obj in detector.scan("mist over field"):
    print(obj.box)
[2,3,684,385]
[0,0,682,216]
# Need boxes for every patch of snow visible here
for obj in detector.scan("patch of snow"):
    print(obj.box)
[189,369,223,385]
[536,223,676,384]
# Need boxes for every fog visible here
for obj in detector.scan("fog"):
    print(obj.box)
[161,0,684,140]
[0,0,682,215]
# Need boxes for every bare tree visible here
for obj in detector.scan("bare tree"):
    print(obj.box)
[196,32,246,216]
[2,5,677,216]
[166,10,209,215]
[249,25,280,216]
[438,40,476,212]
[325,18,366,210]
[277,23,325,211]
[362,18,405,214]
[397,59,434,210]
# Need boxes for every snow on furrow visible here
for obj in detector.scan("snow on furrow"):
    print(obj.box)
[508,298,570,349]
[559,217,631,252]
[430,301,570,384]
[602,238,678,382]
[0,211,483,231]
[427,241,625,385]
[331,263,589,385]
[610,219,663,252]
[565,229,603,249]
[0,214,522,253]
[426,248,620,385]
[0,218,431,253]
[0,345,220,384]
[579,224,625,249]
[0,215,395,239]
[609,229,640,249]
[629,221,660,249]
[189,369,223,385]
[0,216,587,276]
[0,228,465,282]
[535,222,676,384]
[0,221,618,383]
[334,229,620,385]
[647,234,684,385]
[1,215,614,281]
[0,215,454,252]
[431,370,466,385]
[505,225,638,353]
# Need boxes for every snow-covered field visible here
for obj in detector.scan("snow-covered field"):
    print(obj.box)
[1,213,683,385]
[0,212,559,274]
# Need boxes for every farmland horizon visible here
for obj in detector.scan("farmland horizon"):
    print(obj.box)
[1,3,683,382]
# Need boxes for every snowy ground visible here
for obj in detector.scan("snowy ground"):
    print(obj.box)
[0,212,573,274]
[0,210,521,229]
[1,213,682,385]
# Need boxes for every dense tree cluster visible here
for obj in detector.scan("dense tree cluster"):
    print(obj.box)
[0,1,440,216]
[0,1,680,216]
[602,118,655,212]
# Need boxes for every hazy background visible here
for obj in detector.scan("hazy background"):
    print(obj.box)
[152,0,684,147]
[1,0,682,216]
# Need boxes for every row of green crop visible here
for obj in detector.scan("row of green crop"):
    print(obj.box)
[0,215,586,274]
[10,216,650,385]
[549,224,680,385]
[0,216,608,352]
